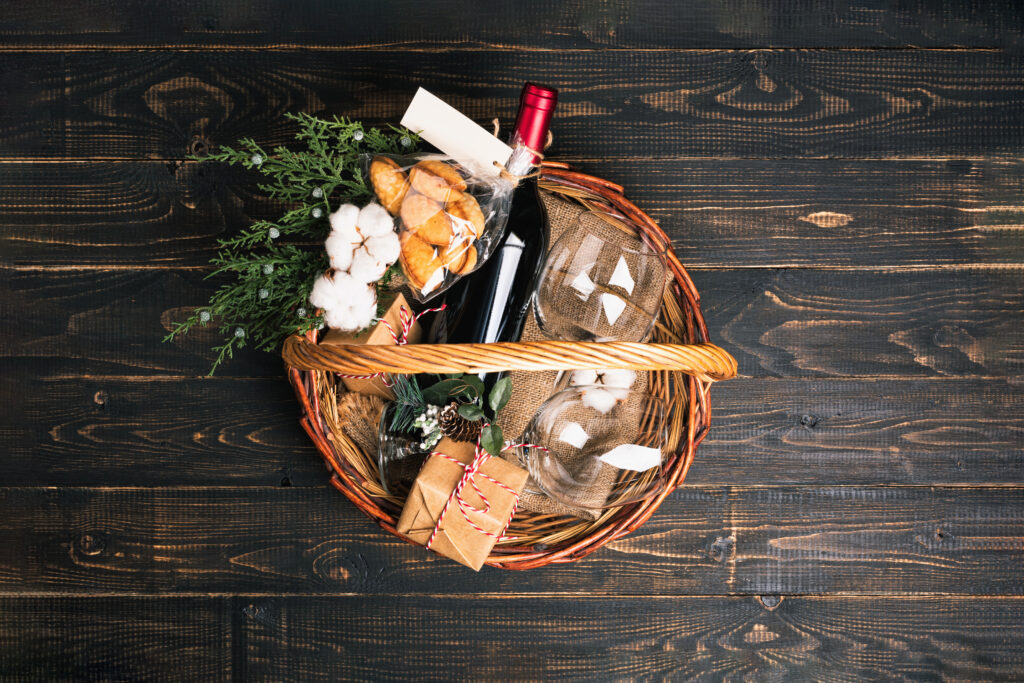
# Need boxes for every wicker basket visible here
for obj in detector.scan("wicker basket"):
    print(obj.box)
[282,161,737,569]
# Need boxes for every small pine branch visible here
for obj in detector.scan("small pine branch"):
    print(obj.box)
[164,114,419,373]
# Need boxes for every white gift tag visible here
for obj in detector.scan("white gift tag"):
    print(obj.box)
[401,88,514,178]
[599,444,662,471]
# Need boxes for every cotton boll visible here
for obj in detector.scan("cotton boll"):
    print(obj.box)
[366,231,400,267]
[309,273,347,312]
[582,388,618,414]
[571,369,599,386]
[349,247,389,283]
[603,369,636,389]
[323,306,358,331]
[357,202,395,237]
[324,231,356,271]
[329,204,359,234]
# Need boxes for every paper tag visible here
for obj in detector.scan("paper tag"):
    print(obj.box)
[401,88,513,178]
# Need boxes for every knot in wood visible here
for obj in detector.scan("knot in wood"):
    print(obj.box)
[76,534,105,556]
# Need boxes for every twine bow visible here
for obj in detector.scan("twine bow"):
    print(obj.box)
[335,303,444,384]
[490,117,552,185]
[425,427,548,549]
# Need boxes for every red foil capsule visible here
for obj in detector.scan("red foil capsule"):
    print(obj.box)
[512,83,558,163]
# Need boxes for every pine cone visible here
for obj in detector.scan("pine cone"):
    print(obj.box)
[438,401,481,442]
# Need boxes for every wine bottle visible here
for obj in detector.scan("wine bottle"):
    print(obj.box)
[430,83,558,347]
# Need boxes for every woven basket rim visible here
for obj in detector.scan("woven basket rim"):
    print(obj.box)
[283,161,726,569]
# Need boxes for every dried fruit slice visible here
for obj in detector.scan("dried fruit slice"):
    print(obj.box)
[399,233,443,291]
[400,192,454,246]
[447,193,485,240]
[369,156,409,215]
[409,160,467,204]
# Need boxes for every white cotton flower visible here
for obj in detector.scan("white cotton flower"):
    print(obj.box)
[572,368,636,414]
[311,273,377,332]
[325,228,359,271]
[309,272,350,312]
[571,369,599,386]
[329,204,359,234]
[357,202,395,237]
[350,246,389,283]
[368,232,400,266]
[582,389,619,414]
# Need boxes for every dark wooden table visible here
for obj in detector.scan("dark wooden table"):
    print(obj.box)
[2,2,1023,680]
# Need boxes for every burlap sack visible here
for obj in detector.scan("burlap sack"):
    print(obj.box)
[497,191,651,520]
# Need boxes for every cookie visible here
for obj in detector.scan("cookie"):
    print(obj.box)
[440,240,470,273]
[399,233,443,291]
[409,160,467,204]
[369,156,409,215]
[447,193,485,240]
[451,246,477,275]
[400,191,454,246]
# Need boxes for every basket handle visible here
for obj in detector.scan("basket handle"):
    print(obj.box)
[282,335,737,383]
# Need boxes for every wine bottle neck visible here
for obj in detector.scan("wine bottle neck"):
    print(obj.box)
[506,134,540,176]
[507,83,557,175]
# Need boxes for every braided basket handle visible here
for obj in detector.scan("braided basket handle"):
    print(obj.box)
[282,335,737,383]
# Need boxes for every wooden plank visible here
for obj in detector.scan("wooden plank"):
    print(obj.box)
[2,376,1021,487]
[693,378,1024,485]
[4,267,1019,378]
[0,373,329,486]
[0,596,230,681]
[3,159,1022,269]
[1,486,1021,595]
[0,269,284,378]
[241,595,1024,681]
[1,0,1021,49]
[2,50,1023,160]
[691,268,1024,379]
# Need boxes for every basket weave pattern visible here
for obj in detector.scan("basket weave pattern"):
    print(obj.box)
[282,161,737,569]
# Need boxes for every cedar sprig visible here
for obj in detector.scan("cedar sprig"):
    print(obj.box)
[163,112,419,374]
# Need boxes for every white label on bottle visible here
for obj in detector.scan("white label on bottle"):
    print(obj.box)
[401,88,513,178]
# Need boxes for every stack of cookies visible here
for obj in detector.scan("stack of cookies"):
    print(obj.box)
[370,157,486,296]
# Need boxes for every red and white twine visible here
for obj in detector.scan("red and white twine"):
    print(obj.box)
[425,429,548,550]
[335,304,444,384]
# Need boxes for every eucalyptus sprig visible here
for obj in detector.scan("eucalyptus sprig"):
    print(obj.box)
[163,112,419,374]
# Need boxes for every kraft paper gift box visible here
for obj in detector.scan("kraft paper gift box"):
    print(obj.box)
[397,437,529,571]
[319,292,422,399]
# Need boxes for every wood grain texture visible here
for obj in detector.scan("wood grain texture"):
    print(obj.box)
[1,486,1021,595]
[2,376,1021,487]
[0,373,329,486]
[4,159,1022,268]
[2,49,1023,160]
[0,597,231,682]
[6,267,1019,378]
[693,268,1024,379]
[241,596,1024,682]
[2,0,1022,49]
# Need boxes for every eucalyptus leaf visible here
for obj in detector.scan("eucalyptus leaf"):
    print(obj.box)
[458,403,485,421]
[488,376,513,415]
[481,424,504,457]
[422,378,462,405]
[460,374,485,398]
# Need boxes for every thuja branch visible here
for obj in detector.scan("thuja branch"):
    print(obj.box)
[163,113,419,374]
